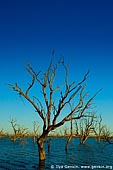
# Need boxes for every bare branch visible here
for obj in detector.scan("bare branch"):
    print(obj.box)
[26,75,35,96]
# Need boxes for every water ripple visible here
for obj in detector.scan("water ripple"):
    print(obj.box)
[0,137,113,170]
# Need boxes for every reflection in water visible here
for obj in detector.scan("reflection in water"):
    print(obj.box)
[38,160,45,170]
[0,137,113,170]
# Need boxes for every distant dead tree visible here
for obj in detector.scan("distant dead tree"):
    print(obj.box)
[63,126,69,137]
[101,125,113,146]
[33,121,40,143]
[18,126,28,138]
[65,112,96,151]
[54,126,69,137]
[10,118,18,141]
[8,55,101,164]
[0,129,3,137]
[93,115,104,143]
[73,112,96,145]
[74,120,79,136]
[101,125,112,142]
[79,113,96,144]
[10,118,28,141]
[93,115,113,145]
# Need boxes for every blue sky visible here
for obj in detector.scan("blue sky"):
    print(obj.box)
[0,0,113,133]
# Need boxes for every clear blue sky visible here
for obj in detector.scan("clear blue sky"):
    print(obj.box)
[0,0,113,133]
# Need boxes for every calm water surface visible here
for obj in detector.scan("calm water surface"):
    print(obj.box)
[0,137,113,170]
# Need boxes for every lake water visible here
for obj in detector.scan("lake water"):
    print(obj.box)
[0,137,113,170]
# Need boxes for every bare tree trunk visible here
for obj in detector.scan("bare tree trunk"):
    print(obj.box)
[37,138,46,161]
[65,135,72,152]
[65,114,73,152]
[80,136,88,144]
[97,136,101,143]
[37,129,49,162]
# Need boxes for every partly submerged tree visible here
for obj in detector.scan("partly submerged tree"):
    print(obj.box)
[93,115,104,143]
[10,118,28,141]
[78,112,96,144]
[101,125,112,142]
[65,112,96,149]
[8,56,101,163]
[65,116,73,152]
[0,129,4,137]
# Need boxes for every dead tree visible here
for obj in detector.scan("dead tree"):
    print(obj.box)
[93,115,105,143]
[61,126,69,137]
[78,113,96,144]
[33,121,39,143]
[8,57,101,163]
[101,125,111,141]
[0,129,3,137]
[101,126,113,146]
[65,110,96,151]
[74,120,80,137]
[10,118,18,141]
[93,116,113,144]
[18,126,28,138]
[10,118,28,141]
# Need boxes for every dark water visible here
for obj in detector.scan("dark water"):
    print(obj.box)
[0,137,113,170]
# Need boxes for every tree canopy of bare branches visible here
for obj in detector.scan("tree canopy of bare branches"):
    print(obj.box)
[8,56,101,162]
